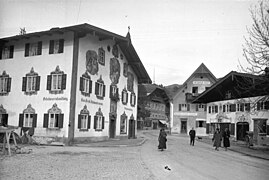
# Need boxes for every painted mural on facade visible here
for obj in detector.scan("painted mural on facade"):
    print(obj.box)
[110,58,120,84]
[86,50,99,75]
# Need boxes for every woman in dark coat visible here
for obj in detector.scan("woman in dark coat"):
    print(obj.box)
[212,128,222,151]
[223,128,230,151]
[158,128,167,151]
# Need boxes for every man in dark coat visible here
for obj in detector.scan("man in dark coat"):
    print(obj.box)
[189,127,196,146]
[212,128,222,151]
[158,128,167,151]
[223,128,230,151]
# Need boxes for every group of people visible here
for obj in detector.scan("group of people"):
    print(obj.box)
[157,127,231,151]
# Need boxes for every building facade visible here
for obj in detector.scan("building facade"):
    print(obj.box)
[138,84,170,130]
[193,71,269,145]
[0,24,151,144]
[170,63,217,136]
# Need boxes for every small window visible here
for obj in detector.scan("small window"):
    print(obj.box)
[130,92,136,107]
[24,113,34,127]
[49,39,64,54]
[80,73,92,97]
[0,71,11,95]
[225,90,232,99]
[47,66,66,94]
[25,42,42,57]
[19,104,37,128]
[94,108,104,131]
[78,105,91,130]
[192,87,198,94]
[98,47,105,65]
[22,68,40,95]
[179,104,188,111]
[0,45,14,59]
[122,88,128,105]
[43,103,63,129]
[95,76,105,99]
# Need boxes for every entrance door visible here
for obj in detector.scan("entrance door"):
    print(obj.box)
[128,119,135,139]
[236,122,249,141]
[109,116,116,138]
[181,120,187,134]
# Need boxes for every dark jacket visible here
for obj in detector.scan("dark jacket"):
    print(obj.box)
[189,129,196,138]
[158,130,167,149]
[223,130,230,147]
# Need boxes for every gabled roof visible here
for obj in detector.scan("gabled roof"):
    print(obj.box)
[0,23,152,84]
[192,71,269,103]
[172,63,217,99]
[138,84,170,102]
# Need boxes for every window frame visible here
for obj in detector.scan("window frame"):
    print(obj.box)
[98,47,105,65]
[0,45,14,59]
[120,112,128,134]
[49,39,64,54]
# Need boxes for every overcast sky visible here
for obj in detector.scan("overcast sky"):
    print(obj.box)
[0,0,258,86]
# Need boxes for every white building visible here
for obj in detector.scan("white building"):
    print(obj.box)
[193,71,269,145]
[0,23,151,144]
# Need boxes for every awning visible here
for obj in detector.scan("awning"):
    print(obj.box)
[159,120,168,125]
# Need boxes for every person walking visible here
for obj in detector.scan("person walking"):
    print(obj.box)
[189,127,196,146]
[158,128,167,151]
[223,128,230,151]
[212,128,222,151]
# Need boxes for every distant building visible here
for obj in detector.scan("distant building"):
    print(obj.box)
[138,84,170,130]
[170,63,217,136]
[193,71,269,146]
[0,23,151,144]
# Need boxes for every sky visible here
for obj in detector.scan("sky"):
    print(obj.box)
[0,0,259,86]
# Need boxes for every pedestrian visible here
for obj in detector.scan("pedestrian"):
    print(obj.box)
[212,128,222,151]
[158,128,167,151]
[189,127,196,146]
[223,128,230,151]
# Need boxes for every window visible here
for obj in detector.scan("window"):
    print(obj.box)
[130,92,136,107]
[0,105,8,127]
[120,112,127,134]
[78,105,91,130]
[225,90,232,99]
[49,39,64,54]
[22,68,40,95]
[237,104,244,112]
[0,45,14,59]
[95,76,105,99]
[209,105,218,113]
[94,108,104,131]
[179,104,189,111]
[0,71,11,95]
[196,121,206,128]
[43,103,63,129]
[110,85,119,100]
[257,101,269,110]
[47,66,66,94]
[80,73,92,96]
[98,47,105,65]
[25,42,42,57]
[122,88,128,105]
[192,87,198,94]
[19,104,37,128]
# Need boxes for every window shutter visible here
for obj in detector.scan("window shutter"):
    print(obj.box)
[265,101,269,110]
[109,85,113,98]
[37,41,42,55]
[49,40,54,54]
[59,39,64,53]
[88,115,91,129]
[215,106,218,113]
[58,114,64,128]
[19,114,24,127]
[231,104,236,112]
[61,74,67,90]
[36,76,40,91]
[89,80,92,94]
[178,104,181,111]
[209,106,211,113]
[79,77,84,91]
[223,105,226,112]
[32,114,37,127]
[102,116,105,129]
[9,45,14,58]
[116,88,119,98]
[94,115,97,129]
[134,94,136,106]
[78,115,82,129]
[7,77,11,92]
[43,114,49,128]
[196,104,198,111]
[187,104,190,111]
[22,77,27,92]
[47,75,52,90]
[257,102,261,111]
[95,82,98,95]
[122,91,124,103]
[103,84,106,97]
[25,43,29,57]
[267,125,269,135]
[126,92,128,104]
[204,105,207,112]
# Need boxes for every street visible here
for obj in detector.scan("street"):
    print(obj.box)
[1,130,269,180]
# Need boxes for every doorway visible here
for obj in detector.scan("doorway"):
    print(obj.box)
[236,122,249,141]
[109,116,116,138]
[128,119,135,139]
[181,120,187,134]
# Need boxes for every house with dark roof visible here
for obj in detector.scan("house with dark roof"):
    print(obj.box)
[138,84,170,130]
[170,63,217,136]
[192,71,269,145]
[0,23,151,145]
